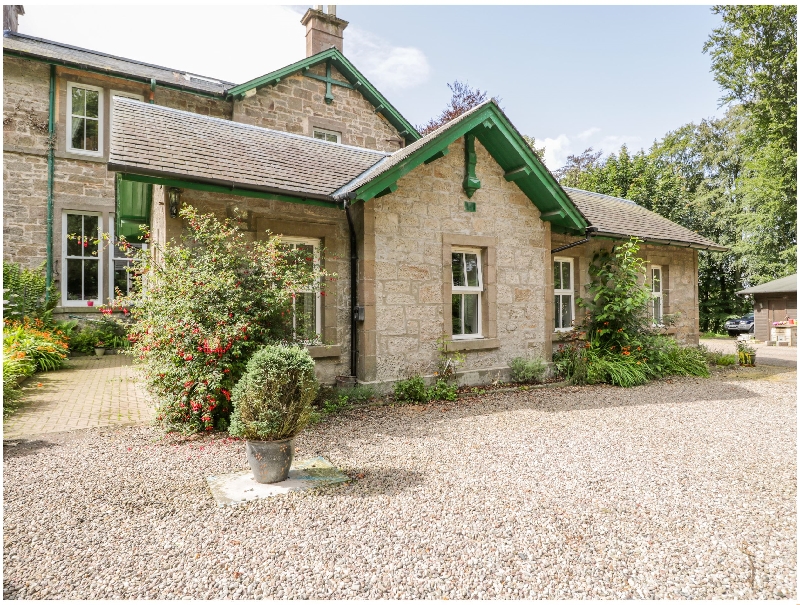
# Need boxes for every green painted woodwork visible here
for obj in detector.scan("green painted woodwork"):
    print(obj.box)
[225,48,420,143]
[117,173,340,209]
[463,133,481,198]
[116,175,152,242]
[504,165,531,181]
[349,101,588,234]
[423,148,450,164]
[540,209,566,220]
[374,183,397,198]
[464,201,477,212]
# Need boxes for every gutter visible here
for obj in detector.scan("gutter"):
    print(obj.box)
[45,63,55,301]
[3,49,225,100]
[551,227,597,254]
[590,230,728,252]
[343,196,359,380]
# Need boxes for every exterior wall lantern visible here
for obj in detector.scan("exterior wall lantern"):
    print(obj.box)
[167,187,182,218]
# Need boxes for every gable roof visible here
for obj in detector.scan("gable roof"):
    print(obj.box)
[335,100,589,234]
[225,48,421,145]
[108,97,387,201]
[564,187,728,252]
[3,31,233,96]
[737,274,797,295]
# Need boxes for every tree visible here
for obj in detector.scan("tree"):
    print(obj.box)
[552,147,602,187]
[417,81,495,135]
[522,135,546,162]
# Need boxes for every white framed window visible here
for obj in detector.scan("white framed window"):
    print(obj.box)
[651,265,663,325]
[554,257,575,331]
[62,211,102,306]
[280,237,322,342]
[66,82,103,156]
[451,247,483,339]
[108,215,146,300]
[312,128,341,143]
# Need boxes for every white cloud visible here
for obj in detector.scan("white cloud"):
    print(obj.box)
[346,27,431,93]
[542,128,642,170]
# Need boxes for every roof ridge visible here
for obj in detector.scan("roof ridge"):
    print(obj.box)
[563,186,640,207]
[3,31,236,86]
[112,97,390,157]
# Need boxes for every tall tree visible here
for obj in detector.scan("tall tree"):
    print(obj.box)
[417,81,491,135]
[553,147,603,187]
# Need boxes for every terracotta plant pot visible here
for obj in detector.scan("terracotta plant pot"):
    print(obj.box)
[245,437,295,483]
[94,347,105,357]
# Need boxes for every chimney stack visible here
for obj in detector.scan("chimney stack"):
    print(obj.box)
[300,5,348,57]
[3,5,25,32]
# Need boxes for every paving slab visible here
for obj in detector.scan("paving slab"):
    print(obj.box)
[206,456,349,506]
[3,354,153,440]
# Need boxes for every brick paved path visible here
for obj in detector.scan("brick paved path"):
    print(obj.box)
[3,355,153,439]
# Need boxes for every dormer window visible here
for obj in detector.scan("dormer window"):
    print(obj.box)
[313,128,341,143]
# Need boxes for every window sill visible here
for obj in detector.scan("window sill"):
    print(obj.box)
[444,338,500,352]
[306,345,341,359]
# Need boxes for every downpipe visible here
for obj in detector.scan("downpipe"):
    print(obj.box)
[343,198,358,380]
[45,63,56,301]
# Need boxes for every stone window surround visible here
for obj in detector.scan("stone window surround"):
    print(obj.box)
[441,234,499,352]
[551,253,582,340]
[57,69,150,163]
[254,217,342,360]
[553,256,576,332]
[306,116,346,144]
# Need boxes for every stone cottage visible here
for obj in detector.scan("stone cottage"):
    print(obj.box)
[3,6,726,388]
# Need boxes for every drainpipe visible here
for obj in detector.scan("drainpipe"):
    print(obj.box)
[45,63,56,301]
[343,197,358,380]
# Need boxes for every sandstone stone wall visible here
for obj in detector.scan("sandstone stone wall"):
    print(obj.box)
[360,137,551,387]
[234,63,404,152]
[550,234,700,344]
[150,189,352,385]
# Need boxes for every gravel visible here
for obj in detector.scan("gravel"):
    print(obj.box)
[3,368,796,599]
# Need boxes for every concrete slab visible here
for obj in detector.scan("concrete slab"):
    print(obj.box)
[206,456,349,506]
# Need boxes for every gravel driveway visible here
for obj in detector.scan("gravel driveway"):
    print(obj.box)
[3,368,796,599]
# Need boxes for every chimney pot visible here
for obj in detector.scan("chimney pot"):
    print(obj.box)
[300,7,348,57]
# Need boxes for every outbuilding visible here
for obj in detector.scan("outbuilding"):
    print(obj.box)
[737,274,797,345]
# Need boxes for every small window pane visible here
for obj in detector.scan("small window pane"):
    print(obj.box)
[84,216,99,256]
[561,295,572,329]
[71,117,85,150]
[463,293,479,335]
[313,131,326,140]
[652,269,661,293]
[554,294,561,329]
[554,262,562,290]
[85,119,99,152]
[66,214,83,256]
[326,133,338,143]
[83,259,99,299]
[296,292,317,340]
[465,253,479,287]
[85,90,99,118]
[66,259,83,300]
[71,87,85,116]
[451,253,465,287]
[114,260,129,296]
[452,294,463,335]
[562,261,571,289]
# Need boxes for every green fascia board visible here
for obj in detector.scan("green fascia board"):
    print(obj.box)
[225,48,421,143]
[352,103,588,234]
[117,173,340,210]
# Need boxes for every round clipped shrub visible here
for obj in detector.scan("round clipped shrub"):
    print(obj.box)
[229,345,318,441]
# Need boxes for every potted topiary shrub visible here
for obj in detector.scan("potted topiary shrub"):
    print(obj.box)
[229,344,318,483]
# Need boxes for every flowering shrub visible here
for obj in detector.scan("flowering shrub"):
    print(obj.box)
[3,318,70,372]
[116,205,329,434]
[228,345,318,441]
[554,238,708,386]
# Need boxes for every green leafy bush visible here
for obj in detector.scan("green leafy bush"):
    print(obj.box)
[3,350,35,415]
[229,345,318,441]
[393,376,429,403]
[115,206,329,433]
[427,379,457,401]
[510,357,547,383]
[2,262,57,321]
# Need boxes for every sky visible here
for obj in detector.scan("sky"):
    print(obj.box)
[19,4,727,169]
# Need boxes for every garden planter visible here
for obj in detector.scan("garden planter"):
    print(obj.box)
[738,352,756,366]
[94,347,106,357]
[245,437,295,483]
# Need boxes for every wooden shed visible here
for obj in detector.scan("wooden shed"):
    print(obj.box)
[737,274,797,344]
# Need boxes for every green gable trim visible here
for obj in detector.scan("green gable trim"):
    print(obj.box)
[117,173,340,210]
[225,48,421,144]
[350,103,588,234]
